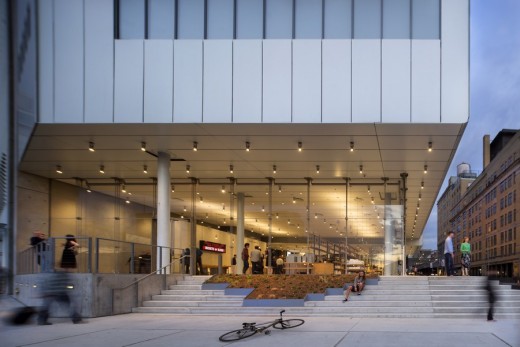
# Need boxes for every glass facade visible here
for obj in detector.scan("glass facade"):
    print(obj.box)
[117,0,440,40]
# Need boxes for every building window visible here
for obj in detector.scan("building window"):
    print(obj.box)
[148,0,175,39]
[354,0,381,39]
[118,0,146,39]
[324,0,352,38]
[236,0,263,39]
[383,0,410,39]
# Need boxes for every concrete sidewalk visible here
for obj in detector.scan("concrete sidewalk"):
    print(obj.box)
[1,298,519,347]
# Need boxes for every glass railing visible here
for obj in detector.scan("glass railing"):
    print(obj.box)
[17,237,184,275]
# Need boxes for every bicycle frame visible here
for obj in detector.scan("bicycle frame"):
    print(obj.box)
[242,309,286,333]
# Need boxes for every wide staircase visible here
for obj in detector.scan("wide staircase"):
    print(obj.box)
[134,275,520,318]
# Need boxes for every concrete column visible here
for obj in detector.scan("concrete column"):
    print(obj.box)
[157,152,171,274]
[236,193,245,274]
[384,192,393,276]
[190,178,197,275]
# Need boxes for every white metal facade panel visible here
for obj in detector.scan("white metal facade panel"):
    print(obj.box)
[84,0,114,123]
[382,40,410,123]
[38,0,53,123]
[232,41,262,123]
[352,40,381,123]
[322,40,351,123]
[263,40,292,123]
[114,40,144,123]
[411,40,440,123]
[174,40,203,122]
[441,0,469,123]
[144,40,173,123]
[292,40,321,123]
[203,41,233,123]
[53,0,84,123]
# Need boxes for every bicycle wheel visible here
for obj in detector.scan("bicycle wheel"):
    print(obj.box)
[273,319,305,329]
[219,328,257,342]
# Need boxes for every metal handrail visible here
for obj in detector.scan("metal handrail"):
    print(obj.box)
[117,255,187,291]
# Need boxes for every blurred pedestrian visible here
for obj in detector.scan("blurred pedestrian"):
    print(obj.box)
[444,231,455,276]
[484,276,496,321]
[37,271,83,325]
[30,231,48,271]
[196,248,204,275]
[60,235,79,271]
[275,255,284,274]
[250,246,261,274]
[182,248,190,274]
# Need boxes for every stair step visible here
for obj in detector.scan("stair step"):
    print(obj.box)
[306,301,432,307]
[169,284,202,290]
[151,294,244,301]
[142,300,243,307]
[161,289,225,295]
[325,295,432,301]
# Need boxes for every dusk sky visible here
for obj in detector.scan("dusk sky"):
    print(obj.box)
[421,0,520,249]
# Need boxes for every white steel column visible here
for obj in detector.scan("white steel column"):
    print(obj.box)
[157,152,171,273]
[384,189,393,276]
[236,192,245,274]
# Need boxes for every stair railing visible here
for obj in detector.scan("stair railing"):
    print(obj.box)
[111,255,187,315]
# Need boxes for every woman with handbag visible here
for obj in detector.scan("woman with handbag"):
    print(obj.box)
[460,237,471,276]
[61,234,80,271]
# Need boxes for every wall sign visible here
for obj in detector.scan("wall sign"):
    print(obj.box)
[199,240,226,253]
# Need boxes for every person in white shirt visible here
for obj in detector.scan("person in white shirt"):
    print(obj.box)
[444,231,455,276]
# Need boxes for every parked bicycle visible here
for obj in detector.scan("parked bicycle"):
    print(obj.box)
[219,310,304,342]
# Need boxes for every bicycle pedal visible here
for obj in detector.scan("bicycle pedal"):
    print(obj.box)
[264,330,271,335]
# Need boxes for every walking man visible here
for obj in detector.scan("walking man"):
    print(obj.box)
[250,246,261,274]
[242,243,250,274]
[444,231,455,276]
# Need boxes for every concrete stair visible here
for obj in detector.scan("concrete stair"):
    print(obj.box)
[134,275,520,318]
[134,275,246,313]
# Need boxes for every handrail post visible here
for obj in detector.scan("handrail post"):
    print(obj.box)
[159,246,163,274]
[95,238,100,273]
[130,243,135,274]
[87,237,92,273]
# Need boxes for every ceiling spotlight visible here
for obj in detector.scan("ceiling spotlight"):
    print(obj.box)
[359,165,363,174]
[183,206,187,212]
[99,165,105,174]
[186,165,190,173]
[88,141,95,152]
[371,197,374,204]
[428,141,433,152]
[140,141,146,152]
[273,165,277,174]
[418,193,422,201]
[292,197,296,204]
[288,219,291,224]
[229,164,234,174]
[314,213,318,219]
[298,141,302,152]
[278,185,282,193]
[199,196,204,203]
[125,197,130,204]
[421,181,424,189]
[262,206,265,212]
[171,184,175,193]
[350,141,355,152]
[193,141,198,151]
[424,165,428,174]
[206,213,209,219]
[85,184,92,193]
[276,213,279,219]
[367,185,371,194]
[143,165,148,174]
[56,165,63,174]
[221,185,226,193]
[316,165,320,174]
[245,141,250,152]
[121,184,127,193]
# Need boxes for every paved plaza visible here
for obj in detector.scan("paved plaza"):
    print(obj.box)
[1,298,519,347]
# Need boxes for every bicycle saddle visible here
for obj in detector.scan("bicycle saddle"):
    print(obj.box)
[242,322,256,327]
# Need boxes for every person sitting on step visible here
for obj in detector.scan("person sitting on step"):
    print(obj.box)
[343,270,366,302]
